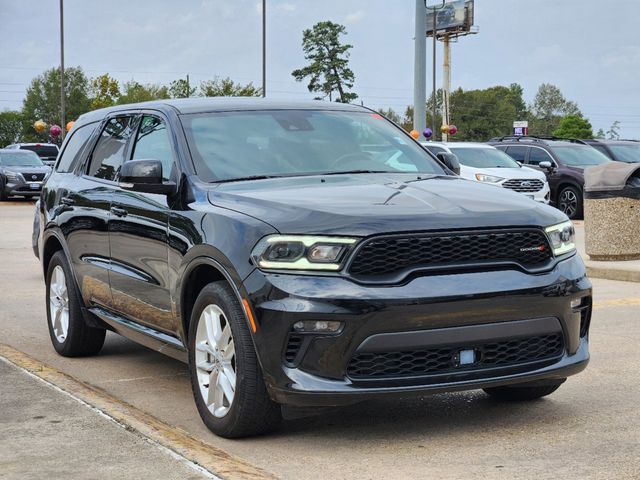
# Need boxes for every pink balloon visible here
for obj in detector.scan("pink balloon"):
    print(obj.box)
[448,125,458,135]
[50,124,62,137]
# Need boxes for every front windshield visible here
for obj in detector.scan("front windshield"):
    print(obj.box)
[609,144,640,163]
[448,147,520,168]
[550,146,610,167]
[0,151,44,166]
[181,110,446,182]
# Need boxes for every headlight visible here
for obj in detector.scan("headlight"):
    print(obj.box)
[4,171,20,182]
[251,235,357,271]
[545,221,576,256]
[475,174,504,183]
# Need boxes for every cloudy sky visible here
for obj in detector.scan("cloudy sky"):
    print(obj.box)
[1,0,639,138]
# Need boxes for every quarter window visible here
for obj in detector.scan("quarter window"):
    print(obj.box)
[87,115,139,181]
[131,116,174,181]
[56,123,97,173]
[528,148,554,166]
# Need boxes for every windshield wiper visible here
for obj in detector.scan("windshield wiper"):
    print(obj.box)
[322,170,395,175]
[213,174,293,183]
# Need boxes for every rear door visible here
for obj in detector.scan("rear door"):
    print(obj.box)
[63,114,139,309]
[107,113,176,333]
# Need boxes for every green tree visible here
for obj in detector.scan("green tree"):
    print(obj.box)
[606,120,621,140]
[169,78,196,99]
[117,81,170,105]
[528,83,581,135]
[553,115,593,139]
[89,74,121,110]
[22,66,91,140]
[0,110,25,147]
[199,77,261,97]
[292,21,357,103]
[377,108,401,124]
[595,128,606,139]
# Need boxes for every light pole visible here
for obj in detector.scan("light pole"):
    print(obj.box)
[413,0,426,137]
[262,0,266,97]
[59,0,65,140]
[426,0,444,139]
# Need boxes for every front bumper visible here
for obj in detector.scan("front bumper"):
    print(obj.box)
[499,181,551,204]
[243,253,591,407]
[4,178,43,197]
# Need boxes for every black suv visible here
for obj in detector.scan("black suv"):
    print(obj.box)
[489,136,610,219]
[582,139,640,163]
[38,99,591,438]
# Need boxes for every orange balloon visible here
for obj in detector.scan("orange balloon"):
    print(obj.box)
[66,121,75,132]
[440,124,450,134]
[34,120,46,133]
[409,130,420,140]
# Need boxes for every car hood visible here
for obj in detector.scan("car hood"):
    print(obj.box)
[206,173,565,236]
[459,165,546,181]
[2,165,51,174]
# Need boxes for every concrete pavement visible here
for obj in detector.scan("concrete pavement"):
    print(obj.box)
[1,200,639,479]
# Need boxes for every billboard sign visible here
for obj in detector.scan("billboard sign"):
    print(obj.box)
[513,120,529,136]
[426,0,474,36]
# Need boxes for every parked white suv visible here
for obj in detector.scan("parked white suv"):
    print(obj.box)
[422,142,550,203]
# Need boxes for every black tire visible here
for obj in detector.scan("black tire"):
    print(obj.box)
[188,282,281,438]
[0,177,8,201]
[483,380,565,401]
[45,251,106,356]
[557,185,583,220]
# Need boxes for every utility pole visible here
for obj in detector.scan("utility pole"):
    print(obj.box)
[59,0,65,140]
[413,0,426,136]
[186,74,190,98]
[426,1,444,140]
[262,0,266,97]
[441,34,451,142]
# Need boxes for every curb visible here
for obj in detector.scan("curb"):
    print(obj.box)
[586,265,640,283]
[0,344,277,480]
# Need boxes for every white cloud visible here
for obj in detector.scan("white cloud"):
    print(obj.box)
[345,10,365,24]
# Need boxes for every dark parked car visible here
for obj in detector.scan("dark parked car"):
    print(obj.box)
[489,136,610,219]
[39,99,591,438]
[6,142,60,167]
[582,139,640,163]
[0,149,51,200]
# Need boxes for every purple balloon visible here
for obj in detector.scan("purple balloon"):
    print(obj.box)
[423,128,433,139]
[50,124,62,137]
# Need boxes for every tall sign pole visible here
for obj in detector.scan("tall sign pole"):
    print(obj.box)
[262,0,266,98]
[441,34,451,142]
[413,0,426,136]
[59,0,65,140]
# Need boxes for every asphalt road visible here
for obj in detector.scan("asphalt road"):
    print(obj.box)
[1,200,639,479]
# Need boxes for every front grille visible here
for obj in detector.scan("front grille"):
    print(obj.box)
[347,333,564,379]
[502,179,544,193]
[348,230,552,279]
[21,172,45,181]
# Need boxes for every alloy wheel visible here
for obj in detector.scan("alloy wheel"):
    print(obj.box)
[559,190,577,218]
[195,304,236,418]
[49,265,69,343]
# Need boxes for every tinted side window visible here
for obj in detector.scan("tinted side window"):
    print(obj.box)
[504,145,528,162]
[87,116,139,181]
[528,147,554,165]
[56,123,96,173]
[592,144,612,159]
[131,116,174,181]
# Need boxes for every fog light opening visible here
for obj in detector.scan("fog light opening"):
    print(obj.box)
[570,298,582,309]
[292,320,343,333]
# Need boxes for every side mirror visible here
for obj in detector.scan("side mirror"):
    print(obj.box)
[539,161,554,171]
[119,159,176,195]
[436,152,461,175]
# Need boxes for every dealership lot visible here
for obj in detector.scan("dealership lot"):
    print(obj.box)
[1,200,639,479]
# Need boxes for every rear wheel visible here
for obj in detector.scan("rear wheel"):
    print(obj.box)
[46,251,106,356]
[483,380,565,401]
[188,282,281,438]
[557,186,582,219]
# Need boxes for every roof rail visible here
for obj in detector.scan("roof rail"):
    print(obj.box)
[488,135,589,145]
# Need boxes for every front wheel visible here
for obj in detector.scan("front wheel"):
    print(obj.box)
[46,251,106,356]
[188,282,281,438]
[483,380,565,401]
[557,186,583,219]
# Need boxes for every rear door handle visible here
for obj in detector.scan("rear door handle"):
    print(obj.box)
[110,206,128,217]
[60,196,75,206]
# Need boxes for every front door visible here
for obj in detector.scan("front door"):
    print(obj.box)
[108,114,176,333]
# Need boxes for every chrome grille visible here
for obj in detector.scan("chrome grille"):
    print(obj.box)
[502,179,544,193]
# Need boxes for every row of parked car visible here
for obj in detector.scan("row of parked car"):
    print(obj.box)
[423,136,640,219]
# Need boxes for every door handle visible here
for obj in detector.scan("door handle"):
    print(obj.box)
[110,206,128,217]
[60,196,75,206]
